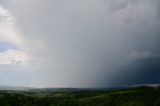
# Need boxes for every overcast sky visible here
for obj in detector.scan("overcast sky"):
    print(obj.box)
[0,0,160,88]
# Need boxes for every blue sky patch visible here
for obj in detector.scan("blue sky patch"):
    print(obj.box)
[0,42,17,52]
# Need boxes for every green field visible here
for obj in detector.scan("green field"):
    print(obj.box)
[0,86,160,106]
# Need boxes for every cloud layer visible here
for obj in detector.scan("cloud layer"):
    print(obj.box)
[0,0,160,87]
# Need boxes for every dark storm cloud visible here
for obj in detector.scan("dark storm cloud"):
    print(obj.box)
[112,56,160,86]
[2,0,160,87]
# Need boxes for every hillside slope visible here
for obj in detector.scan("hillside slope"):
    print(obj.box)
[0,86,159,106]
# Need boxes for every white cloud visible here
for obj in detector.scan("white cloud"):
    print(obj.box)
[0,4,25,48]
[0,49,29,65]
[0,5,9,20]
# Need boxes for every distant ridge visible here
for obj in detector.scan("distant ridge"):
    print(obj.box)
[133,84,160,87]
[0,84,159,91]
[0,85,33,91]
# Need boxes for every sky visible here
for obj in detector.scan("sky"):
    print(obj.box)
[0,0,160,88]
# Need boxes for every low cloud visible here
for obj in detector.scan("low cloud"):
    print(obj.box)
[0,49,29,65]
[128,51,160,60]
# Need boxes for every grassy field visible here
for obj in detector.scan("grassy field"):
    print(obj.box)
[0,86,160,106]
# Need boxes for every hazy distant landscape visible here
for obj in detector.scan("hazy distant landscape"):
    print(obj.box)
[0,86,159,106]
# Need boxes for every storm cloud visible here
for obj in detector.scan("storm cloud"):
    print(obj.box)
[0,0,160,87]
